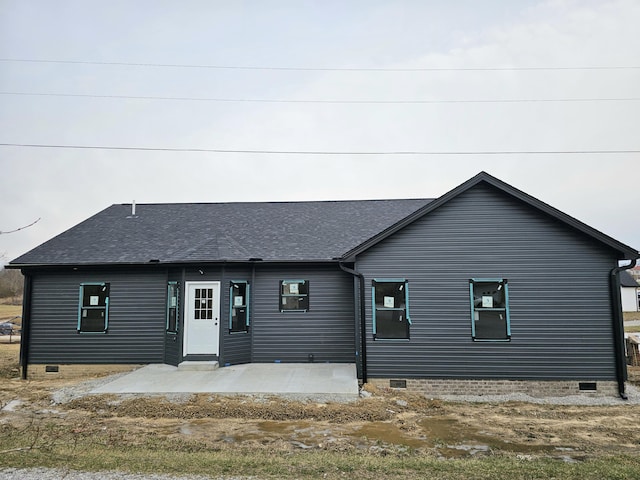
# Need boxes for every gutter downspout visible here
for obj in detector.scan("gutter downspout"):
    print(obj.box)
[610,258,637,400]
[339,262,367,383]
[20,272,33,380]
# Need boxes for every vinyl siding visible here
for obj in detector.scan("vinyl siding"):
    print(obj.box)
[29,269,167,364]
[164,270,183,366]
[221,267,253,365]
[251,265,355,363]
[356,184,619,380]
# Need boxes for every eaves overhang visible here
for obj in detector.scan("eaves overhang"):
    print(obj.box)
[7,258,343,270]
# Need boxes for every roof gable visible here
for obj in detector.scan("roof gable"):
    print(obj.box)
[10,172,638,267]
[343,171,639,260]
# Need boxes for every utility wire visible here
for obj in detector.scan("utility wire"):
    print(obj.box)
[2,91,639,104]
[1,143,638,155]
[1,58,639,72]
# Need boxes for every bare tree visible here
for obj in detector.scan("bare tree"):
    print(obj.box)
[0,218,40,235]
[0,269,23,303]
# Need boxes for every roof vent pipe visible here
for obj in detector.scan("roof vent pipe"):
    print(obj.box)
[132,200,136,217]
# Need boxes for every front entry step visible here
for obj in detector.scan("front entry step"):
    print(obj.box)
[178,361,219,371]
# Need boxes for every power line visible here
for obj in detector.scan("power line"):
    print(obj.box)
[1,143,638,155]
[2,91,639,105]
[1,58,639,72]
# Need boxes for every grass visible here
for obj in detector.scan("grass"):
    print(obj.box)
[0,343,20,377]
[0,432,639,480]
[624,311,640,322]
[625,311,640,333]
[0,303,22,320]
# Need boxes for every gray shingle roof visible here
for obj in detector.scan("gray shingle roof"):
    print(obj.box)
[11,199,432,265]
[620,270,640,287]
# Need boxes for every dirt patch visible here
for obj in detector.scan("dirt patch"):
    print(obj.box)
[65,393,424,422]
[3,382,640,461]
[2,344,640,463]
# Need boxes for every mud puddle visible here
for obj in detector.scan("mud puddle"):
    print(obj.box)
[170,415,585,461]
[419,416,583,461]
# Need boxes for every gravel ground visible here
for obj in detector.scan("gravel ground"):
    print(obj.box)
[0,468,252,480]
[50,373,195,405]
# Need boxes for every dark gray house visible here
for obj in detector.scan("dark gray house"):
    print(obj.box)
[9,172,639,397]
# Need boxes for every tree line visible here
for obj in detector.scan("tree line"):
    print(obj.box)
[0,269,23,302]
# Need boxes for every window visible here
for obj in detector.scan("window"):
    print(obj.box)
[229,281,250,333]
[194,287,214,319]
[372,279,410,340]
[280,280,309,311]
[166,282,179,333]
[78,283,110,333]
[469,278,510,341]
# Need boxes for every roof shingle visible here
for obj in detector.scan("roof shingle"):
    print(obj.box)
[11,199,432,265]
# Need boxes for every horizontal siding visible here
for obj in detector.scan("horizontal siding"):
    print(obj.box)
[166,266,253,366]
[29,270,167,364]
[164,270,183,366]
[357,184,619,381]
[221,267,252,366]
[251,265,355,363]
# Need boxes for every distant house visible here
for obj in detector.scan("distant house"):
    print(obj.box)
[629,265,640,283]
[8,172,639,398]
[620,270,640,312]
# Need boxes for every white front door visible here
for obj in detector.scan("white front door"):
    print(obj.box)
[184,282,220,356]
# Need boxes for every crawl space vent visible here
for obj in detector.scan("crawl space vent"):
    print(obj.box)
[579,382,597,391]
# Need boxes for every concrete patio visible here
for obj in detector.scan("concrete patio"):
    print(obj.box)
[90,363,360,402]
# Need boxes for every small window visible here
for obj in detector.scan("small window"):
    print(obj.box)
[166,282,179,333]
[280,280,309,311]
[470,278,511,341]
[372,279,410,340]
[230,281,250,333]
[78,283,110,333]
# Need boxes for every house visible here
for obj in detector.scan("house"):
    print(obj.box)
[9,172,639,398]
[620,270,640,312]
[628,265,640,283]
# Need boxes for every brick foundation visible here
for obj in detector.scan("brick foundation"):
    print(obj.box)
[367,378,620,397]
[25,364,142,380]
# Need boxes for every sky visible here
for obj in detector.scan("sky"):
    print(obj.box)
[0,0,639,263]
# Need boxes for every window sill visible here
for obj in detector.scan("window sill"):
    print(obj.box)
[472,338,511,342]
[373,338,410,342]
[229,330,249,335]
[77,331,108,335]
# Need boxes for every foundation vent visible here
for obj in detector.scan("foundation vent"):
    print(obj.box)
[389,379,407,389]
[579,382,597,391]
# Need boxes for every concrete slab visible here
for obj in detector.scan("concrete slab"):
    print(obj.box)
[177,361,219,371]
[90,363,360,402]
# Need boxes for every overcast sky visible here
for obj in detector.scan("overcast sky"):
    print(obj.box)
[1,0,639,263]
